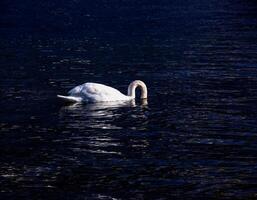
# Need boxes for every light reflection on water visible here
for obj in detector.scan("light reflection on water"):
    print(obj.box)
[59,99,148,130]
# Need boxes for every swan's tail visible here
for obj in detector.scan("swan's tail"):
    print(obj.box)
[57,95,82,103]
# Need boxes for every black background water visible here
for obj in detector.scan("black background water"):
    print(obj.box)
[1,0,257,199]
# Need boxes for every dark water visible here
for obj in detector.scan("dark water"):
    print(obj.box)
[1,0,257,199]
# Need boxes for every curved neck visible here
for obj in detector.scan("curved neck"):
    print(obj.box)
[127,80,147,99]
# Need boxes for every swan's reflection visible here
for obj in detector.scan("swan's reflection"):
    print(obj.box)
[67,100,136,112]
[59,100,147,130]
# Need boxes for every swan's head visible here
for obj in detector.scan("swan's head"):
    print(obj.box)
[128,80,148,99]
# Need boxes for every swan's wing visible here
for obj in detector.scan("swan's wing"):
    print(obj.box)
[68,83,127,102]
[68,84,83,95]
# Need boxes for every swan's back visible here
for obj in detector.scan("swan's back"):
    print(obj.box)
[68,82,131,102]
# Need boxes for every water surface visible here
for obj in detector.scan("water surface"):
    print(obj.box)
[1,0,257,199]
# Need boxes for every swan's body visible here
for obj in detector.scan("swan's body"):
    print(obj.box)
[57,80,147,103]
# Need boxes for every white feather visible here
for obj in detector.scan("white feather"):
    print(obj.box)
[57,80,147,103]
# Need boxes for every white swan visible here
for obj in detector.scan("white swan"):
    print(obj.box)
[57,80,147,103]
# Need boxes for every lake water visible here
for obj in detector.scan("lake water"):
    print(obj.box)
[1,0,257,199]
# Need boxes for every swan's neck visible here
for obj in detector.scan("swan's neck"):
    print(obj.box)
[127,80,147,99]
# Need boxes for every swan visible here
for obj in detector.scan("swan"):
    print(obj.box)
[57,80,147,103]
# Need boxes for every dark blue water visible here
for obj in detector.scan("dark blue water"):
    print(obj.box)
[1,0,257,199]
